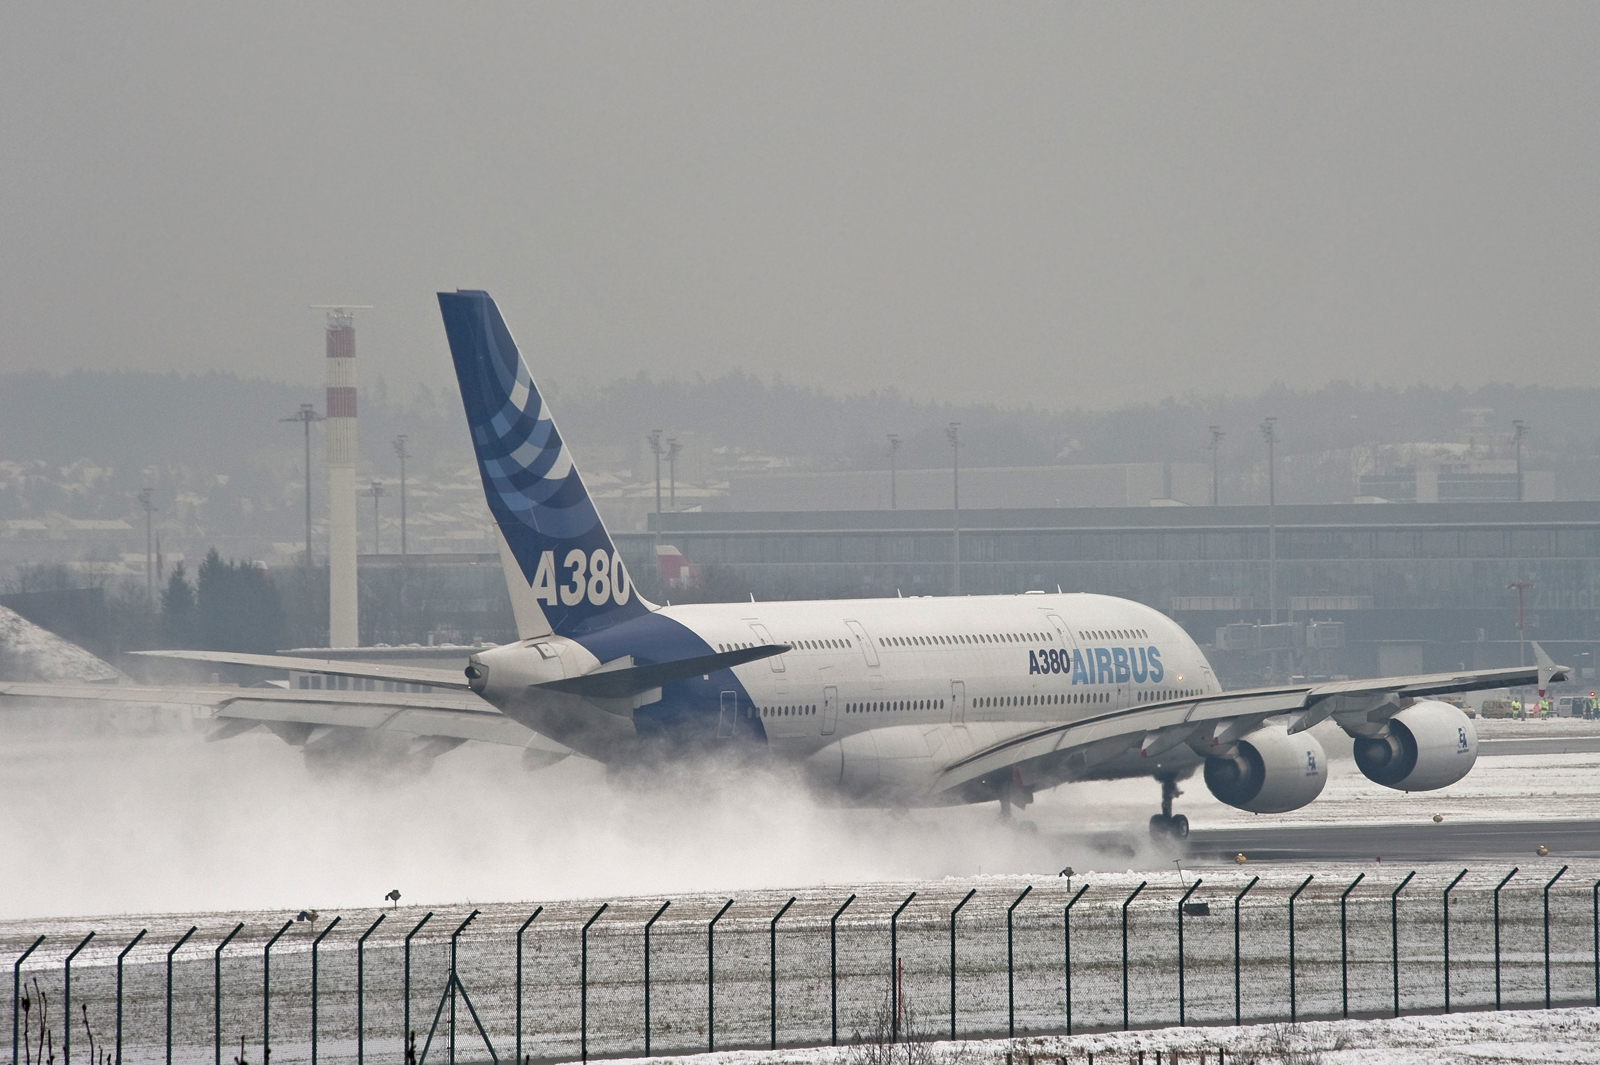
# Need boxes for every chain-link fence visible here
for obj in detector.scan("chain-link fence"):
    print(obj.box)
[7,868,1598,1065]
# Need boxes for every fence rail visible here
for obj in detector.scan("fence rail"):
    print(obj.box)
[7,869,1600,1065]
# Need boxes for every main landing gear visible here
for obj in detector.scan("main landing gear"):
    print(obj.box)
[1149,773,1189,840]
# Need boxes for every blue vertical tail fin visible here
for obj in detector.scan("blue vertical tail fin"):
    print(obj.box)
[438,290,653,637]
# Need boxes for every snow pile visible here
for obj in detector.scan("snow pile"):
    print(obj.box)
[0,603,120,682]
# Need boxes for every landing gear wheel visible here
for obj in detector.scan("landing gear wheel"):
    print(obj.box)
[1148,813,1190,840]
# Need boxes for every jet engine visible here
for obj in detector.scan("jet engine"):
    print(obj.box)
[1203,724,1327,813]
[1351,699,1477,791]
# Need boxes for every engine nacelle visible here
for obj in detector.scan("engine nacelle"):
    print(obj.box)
[1203,724,1327,813]
[1352,700,1477,791]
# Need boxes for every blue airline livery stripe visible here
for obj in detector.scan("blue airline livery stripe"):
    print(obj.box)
[439,290,651,636]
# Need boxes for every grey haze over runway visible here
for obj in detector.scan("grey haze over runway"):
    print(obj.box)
[3,3,1596,408]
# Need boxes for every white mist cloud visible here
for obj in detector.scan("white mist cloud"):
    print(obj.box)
[0,718,1172,920]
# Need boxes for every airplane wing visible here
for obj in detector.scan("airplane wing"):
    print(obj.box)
[128,649,472,690]
[931,651,1570,799]
[0,680,570,765]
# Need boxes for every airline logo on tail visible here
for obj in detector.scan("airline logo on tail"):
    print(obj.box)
[438,290,651,637]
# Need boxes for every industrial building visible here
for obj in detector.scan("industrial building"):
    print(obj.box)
[612,501,1600,686]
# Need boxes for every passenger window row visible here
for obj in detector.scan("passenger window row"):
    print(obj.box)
[1079,628,1149,641]
[846,699,945,714]
[760,705,815,717]
[975,692,1105,708]
[880,631,1056,647]
[1138,688,1203,702]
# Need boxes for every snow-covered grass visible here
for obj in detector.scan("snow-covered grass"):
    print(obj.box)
[610,1008,1600,1065]
[6,865,1598,1065]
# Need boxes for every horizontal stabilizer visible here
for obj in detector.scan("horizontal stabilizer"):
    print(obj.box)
[129,650,471,691]
[536,644,790,699]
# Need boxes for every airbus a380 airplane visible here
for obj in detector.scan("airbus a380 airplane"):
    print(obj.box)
[2,291,1569,836]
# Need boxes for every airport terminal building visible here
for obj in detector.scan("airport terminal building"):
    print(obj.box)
[615,501,1600,687]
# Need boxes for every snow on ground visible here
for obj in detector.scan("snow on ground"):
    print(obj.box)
[6,863,1598,1065]
[618,1008,1600,1065]
[0,602,120,681]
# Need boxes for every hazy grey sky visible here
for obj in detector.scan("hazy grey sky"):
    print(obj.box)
[3,4,1596,409]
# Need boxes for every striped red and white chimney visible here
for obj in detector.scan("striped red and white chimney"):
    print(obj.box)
[325,310,359,647]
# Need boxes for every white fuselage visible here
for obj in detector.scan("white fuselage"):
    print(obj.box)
[669,591,1219,760]
[473,590,1222,804]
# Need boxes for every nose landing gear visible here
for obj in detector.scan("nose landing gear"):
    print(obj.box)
[1149,772,1189,840]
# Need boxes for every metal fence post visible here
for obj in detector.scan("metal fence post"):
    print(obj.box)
[311,917,342,1065]
[1443,869,1467,1013]
[357,914,385,1065]
[768,896,796,1050]
[1545,865,1569,1009]
[1064,885,1089,1035]
[580,904,606,1063]
[831,894,856,1047]
[1593,879,1599,1008]
[448,911,478,1065]
[1233,876,1258,1026]
[116,930,145,1065]
[1339,874,1362,1019]
[64,931,95,1065]
[515,908,540,1065]
[262,920,291,1064]
[890,893,916,1043]
[1177,879,1202,1025]
[707,899,733,1052]
[1494,869,1516,1010]
[167,926,198,1065]
[1391,871,1415,1018]
[13,935,44,1065]
[404,911,433,1053]
[1121,881,1147,1031]
[950,888,976,1040]
[1007,886,1031,1038]
[213,924,243,1065]
[1289,875,1313,1022]
[644,901,669,1057]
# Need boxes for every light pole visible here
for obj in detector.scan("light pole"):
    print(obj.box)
[1261,417,1277,625]
[887,433,901,510]
[1209,426,1224,506]
[366,482,387,555]
[648,429,664,545]
[1509,581,1531,667]
[947,422,961,596]
[281,403,323,568]
[138,487,156,605]
[1512,420,1528,502]
[667,438,682,509]
[392,435,409,557]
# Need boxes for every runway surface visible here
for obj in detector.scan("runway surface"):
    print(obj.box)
[1186,817,1600,864]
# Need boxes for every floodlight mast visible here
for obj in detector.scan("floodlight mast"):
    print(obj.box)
[392,435,409,557]
[1209,426,1224,505]
[947,422,961,596]
[280,403,324,568]
[138,487,157,604]
[887,433,901,510]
